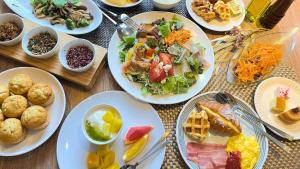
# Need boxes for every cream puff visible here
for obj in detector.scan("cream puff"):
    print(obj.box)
[8,74,33,95]
[2,95,27,118]
[0,118,26,144]
[21,106,48,130]
[0,84,9,105]
[27,83,54,106]
[0,109,4,122]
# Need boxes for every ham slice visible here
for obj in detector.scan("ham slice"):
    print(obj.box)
[186,142,227,169]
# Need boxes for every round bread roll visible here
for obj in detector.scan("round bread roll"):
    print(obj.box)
[8,74,33,95]
[2,95,28,118]
[21,106,49,130]
[0,84,10,105]
[27,83,54,106]
[0,118,26,144]
[0,109,4,122]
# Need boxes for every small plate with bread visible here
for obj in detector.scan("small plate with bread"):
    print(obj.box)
[255,77,300,140]
[176,92,268,169]
[0,67,66,156]
[186,0,245,32]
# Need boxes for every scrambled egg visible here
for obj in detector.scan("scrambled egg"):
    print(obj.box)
[226,134,260,169]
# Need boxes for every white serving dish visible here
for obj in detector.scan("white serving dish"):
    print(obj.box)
[186,0,246,32]
[255,77,300,140]
[0,13,25,46]
[3,0,103,35]
[108,11,215,105]
[152,0,181,10]
[101,0,143,8]
[57,91,165,169]
[0,67,66,156]
[176,91,268,169]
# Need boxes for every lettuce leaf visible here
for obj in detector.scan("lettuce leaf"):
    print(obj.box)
[187,56,204,74]
[53,0,67,8]
[119,51,126,63]
[158,23,171,37]
[141,73,197,95]
[118,35,136,52]
[30,0,48,5]
[171,15,184,30]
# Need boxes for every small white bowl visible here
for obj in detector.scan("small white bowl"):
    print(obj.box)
[59,39,95,72]
[152,0,181,10]
[22,26,59,59]
[0,13,25,46]
[82,104,123,145]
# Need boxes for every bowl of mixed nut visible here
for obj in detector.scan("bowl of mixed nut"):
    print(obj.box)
[0,13,25,46]
[22,26,59,59]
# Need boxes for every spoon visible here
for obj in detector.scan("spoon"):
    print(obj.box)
[214,92,292,152]
[96,4,134,39]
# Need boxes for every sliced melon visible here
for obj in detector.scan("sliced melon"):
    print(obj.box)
[124,126,153,144]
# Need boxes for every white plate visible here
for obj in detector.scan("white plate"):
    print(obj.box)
[108,11,215,105]
[0,67,66,156]
[254,77,300,140]
[101,0,143,8]
[176,92,268,169]
[3,0,103,35]
[186,0,246,32]
[56,91,165,169]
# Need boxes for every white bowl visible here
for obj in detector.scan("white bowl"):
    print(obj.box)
[22,26,59,59]
[0,13,25,46]
[59,39,95,72]
[82,104,123,145]
[152,0,181,10]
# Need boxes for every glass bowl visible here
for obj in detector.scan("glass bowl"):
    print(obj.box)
[226,29,298,85]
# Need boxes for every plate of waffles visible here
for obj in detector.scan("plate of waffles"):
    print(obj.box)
[176,91,268,169]
[186,0,246,32]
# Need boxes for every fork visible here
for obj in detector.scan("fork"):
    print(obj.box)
[95,4,139,31]
[203,92,292,152]
[120,131,170,169]
[216,92,294,141]
[212,92,292,153]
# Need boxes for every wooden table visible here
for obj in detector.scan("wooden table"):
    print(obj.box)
[0,1,299,168]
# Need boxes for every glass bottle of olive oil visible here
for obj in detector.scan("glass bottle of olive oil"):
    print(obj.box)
[246,0,271,22]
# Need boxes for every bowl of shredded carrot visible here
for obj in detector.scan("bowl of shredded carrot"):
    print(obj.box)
[227,31,297,84]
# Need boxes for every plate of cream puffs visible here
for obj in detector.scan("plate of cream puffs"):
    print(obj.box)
[0,67,66,156]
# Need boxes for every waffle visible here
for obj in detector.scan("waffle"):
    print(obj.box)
[192,0,216,21]
[183,110,210,142]
[214,1,231,20]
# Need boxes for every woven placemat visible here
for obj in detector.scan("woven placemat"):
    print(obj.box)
[86,1,300,168]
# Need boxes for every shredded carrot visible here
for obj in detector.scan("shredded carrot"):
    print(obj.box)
[165,29,191,45]
[234,43,283,83]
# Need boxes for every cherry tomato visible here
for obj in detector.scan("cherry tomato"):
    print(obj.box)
[145,48,155,58]
[159,53,174,76]
[149,61,166,82]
